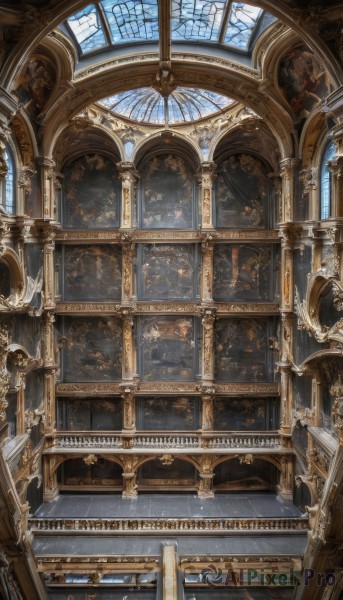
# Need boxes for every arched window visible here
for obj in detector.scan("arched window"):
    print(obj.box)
[320,140,335,219]
[0,146,15,215]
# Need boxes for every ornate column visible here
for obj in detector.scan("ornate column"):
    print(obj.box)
[39,222,56,310]
[198,162,216,229]
[121,385,136,449]
[121,233,135,302]
[269,172,282,225]
[279,224,295,312]
[277,313,293,437]
[330,377,343,445]
[117,162,139,229]
[197,455,214,498]
[43,311,56,433]
[278,455,293,501]
[200,385,215,432]
[279,158,299,223]
[300,166,318,222]
[200,234,214,303]
[37,157,57,219]
[17,166,35,217]
[121,307,134,381]
[121,456,138,498]
[43,455,59,501]
[200,309,215,383]
[0,320,10,427]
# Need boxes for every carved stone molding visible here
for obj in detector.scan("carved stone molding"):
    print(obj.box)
[55,303,121,314]
[56,383,122,395]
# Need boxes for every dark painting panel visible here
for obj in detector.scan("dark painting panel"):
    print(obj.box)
[25,370,44,412]
[278,46,331,119]
[62,244,122,301]
[58,458,122,487]
[0,261,11,297]
[62,317,122,382]
[214,397,279,431]
[213,244,277,301]
[322,386,334,433]
[215,318,273,382]
[139,316,196,381]
[139,244,196,300]
[293,245,311,303]
[141,154,194,228]
[63,154,120,229]
[293,374,312,409]
[138,458,196,487]
[292,320,321,366]
[215,154,268,228]
[137,396,199,430]
[214,458,278,491]
[6,393,17,438]
[57,397,122,430]
[292,424,308,458]
[12,315,41,359]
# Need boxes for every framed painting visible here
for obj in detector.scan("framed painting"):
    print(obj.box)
[214,318,275,382]
[138,316,197,381]
[138,244,198,300]
[215,153,269,228]
[63,154,120,229]
[214,397,279,430]
[60,244,122,301]
[62,317,122,382]
[137,396,199,430]
[140,153,195,228]
[213,244,278,301]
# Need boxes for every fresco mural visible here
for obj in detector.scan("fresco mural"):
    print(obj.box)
[139,244,197,300]
[214,318,273,381]
[63,154,120,228]
[137,396,199,430]
[213,244,277,301]
[214,458,278,491]
[139,316,196,381]
[57,397,122,430]
[137,458,196,487]
[62,317,122,382]
[140,154,194,228]
[215,154,268,228]
[58,458,122,488]
[62,244,122,301]
[278,46,331,119]
[12,57,56,119]
[214,397,279,430]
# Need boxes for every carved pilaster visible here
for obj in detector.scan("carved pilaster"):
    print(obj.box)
[121,384,136,433]
[200,309,215,382]
[270,172,282,224]
[0,320,10,423]
[17,165,35,212]
[43,455,59,501]
[117,162,139,229]
[300,167,318,221]
[121,308,134,381]
[39,222,57,309]
[328,154,343,218]
[279,158,300,223]
[200,385,215,431]
[44,369,55,433]
[277,362,292,435]
[330,377,343,445]
[198,162,216,229]
[279,224,297,311]
[121,233,135,302]
[37,157,57,219]
[278,455,293,501]
[200,234,214,303]
[121,455,138,498]
[197,472,214,498]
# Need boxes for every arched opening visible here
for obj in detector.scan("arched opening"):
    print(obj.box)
[137,457,197,492]
[57,457,123,492]
[214,457,279,492]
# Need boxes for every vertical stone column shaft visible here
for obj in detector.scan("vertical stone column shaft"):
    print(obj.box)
[117,162,139,229]
[198,162,216,229]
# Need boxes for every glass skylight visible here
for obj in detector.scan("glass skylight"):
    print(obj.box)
[98,87,233,124]
[65,1,276,55]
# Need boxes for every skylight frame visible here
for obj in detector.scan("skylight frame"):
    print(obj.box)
[64,0,276,57]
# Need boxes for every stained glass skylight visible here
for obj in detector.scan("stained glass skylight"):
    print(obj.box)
[98,87,233,124]
[64,1,276,56]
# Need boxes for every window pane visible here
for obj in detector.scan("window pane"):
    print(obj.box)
[320,141,335,219]
[172,0,226,41]
[67,4,108,53]
[224,2,262,49]
[101,0,159,42]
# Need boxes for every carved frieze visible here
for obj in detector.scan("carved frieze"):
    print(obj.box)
[56,383,122,395]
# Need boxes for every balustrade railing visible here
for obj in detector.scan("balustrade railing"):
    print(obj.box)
[29,516,308,533]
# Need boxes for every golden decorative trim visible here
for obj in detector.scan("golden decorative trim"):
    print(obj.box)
[55,303,121,314]
[56,383,122,395]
